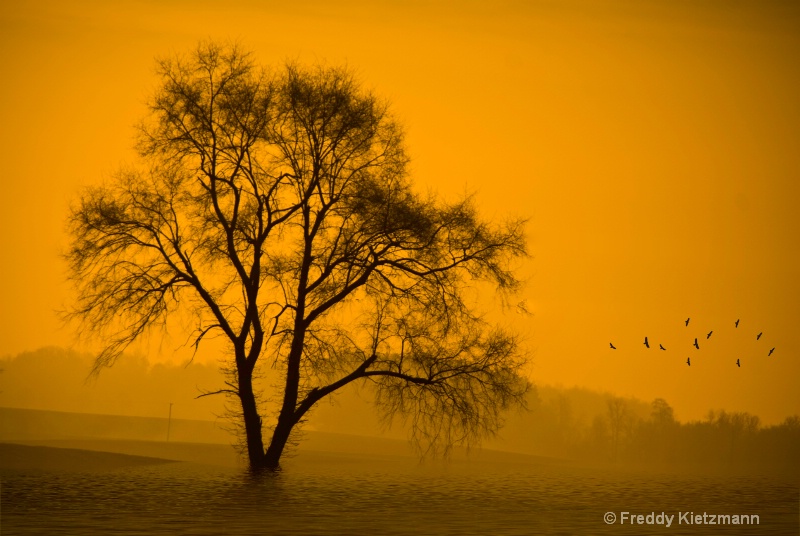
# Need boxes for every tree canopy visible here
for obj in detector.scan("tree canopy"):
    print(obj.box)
[66,42,530,470]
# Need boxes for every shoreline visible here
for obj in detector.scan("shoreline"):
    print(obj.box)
[0,442,179,473]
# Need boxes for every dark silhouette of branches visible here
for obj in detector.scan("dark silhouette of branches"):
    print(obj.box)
[66,42,529,471]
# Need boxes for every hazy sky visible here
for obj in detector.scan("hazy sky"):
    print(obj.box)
[2,0,798,424]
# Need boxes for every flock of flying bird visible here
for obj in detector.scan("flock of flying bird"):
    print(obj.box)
[609,317,776,367]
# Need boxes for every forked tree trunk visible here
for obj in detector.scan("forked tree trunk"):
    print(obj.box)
[237,324,308,471]
[259,327,306,470]
[239,368,299,471]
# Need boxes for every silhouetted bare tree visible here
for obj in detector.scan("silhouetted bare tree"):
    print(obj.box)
[66,42,529,471]
[606,396,632,462]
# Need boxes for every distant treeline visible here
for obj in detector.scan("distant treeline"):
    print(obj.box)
[498,386,799,472]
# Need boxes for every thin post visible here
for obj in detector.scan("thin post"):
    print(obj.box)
[167,402,173,442]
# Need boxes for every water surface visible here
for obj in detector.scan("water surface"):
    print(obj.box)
[3,452,797,535]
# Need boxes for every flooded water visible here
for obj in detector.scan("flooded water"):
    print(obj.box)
[2,455,797,535]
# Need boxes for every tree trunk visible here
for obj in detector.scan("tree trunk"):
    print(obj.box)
[238,369,267,470]
[262,324,306,470]
[263,414,295,470]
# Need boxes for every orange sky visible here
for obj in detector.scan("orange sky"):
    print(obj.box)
[2,0,798,424]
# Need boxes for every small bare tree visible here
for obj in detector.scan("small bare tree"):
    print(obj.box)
[607,396,632,462]
[66,42,529,471]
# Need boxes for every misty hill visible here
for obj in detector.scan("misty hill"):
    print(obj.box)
[1,406,233,444]
[0,405,547,473]
[2,347,798,472]
[0,347,227,421]
[0,347,650,444]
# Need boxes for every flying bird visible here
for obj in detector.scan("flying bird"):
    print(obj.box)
[659,344,666,351]
[735,319,740,328]
[693,338,699,349]
[685,318,690,326]
[610,343,616,350]
[736,359,740,367]
[707,331,713,339]
[757,332,762,340]
[686,357,691,366]
[768,348,775,356]
[644,337,650,348]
